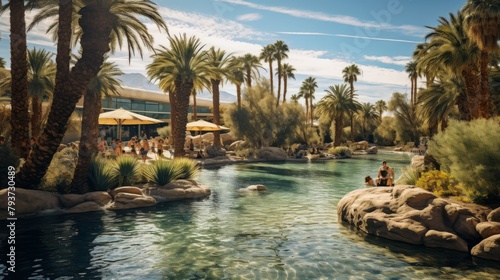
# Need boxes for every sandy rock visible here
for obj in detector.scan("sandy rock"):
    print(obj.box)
[453,214,481,241]
[259,147,287,161]
[246,185,267,191]
[107,192,156,210]
[471,234,500,262]
[488,207,500,222]
[63,201,103,214]
[0,188,59,218]
[149,182,211,202]
[410,155,425,171]
[366,146,378,154]
[84,192,112,206]
[110,186,144,197]
[423,230,468,252]
[476,222,500,239]
[59,194,86,208]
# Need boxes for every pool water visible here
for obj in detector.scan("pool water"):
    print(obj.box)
[1,151,500,279]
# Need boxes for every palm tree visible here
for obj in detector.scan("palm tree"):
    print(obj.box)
[374,100,388,122]
[342,64,361,141]
[17,0,167,189]
[227,56,245,108]
[259,44,276,94]
[0,57,5,68]
[420,12,480,120]
[388,92,422,146]
[0,48,56,141]
[316,84,359,146]
[357,102,378,140]
[71,60,123,192]
[240,53,261,89]
[299,77,317,126]
[462,0,500,118]
[281,63,296,103]
[147,34,211,158]
[273,40,289,106]
[405,61,418,105]
[290,94,300,103]
[206,47,233,147]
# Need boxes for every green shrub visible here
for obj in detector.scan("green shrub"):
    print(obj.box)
[373,117,397,146]
[88,156,118,191]
[113,155,141,187]
[40,147,79,193]
[395,166,420,186]
[328,146,352,158]
[416,170,464,197]
[174,158,200,180]
[157,126,171,139]
[428,119,500,203]
[143,159,182,186]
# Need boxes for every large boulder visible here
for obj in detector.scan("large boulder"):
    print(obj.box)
[337,185,486,254]
[471,234,500,261]
[259,147,287,161]
[0,188,59,219]
[148,180,211,202]
[107,192,156,210]
[205,145,226,157]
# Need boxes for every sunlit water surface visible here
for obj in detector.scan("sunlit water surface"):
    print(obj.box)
[1,151,500,279]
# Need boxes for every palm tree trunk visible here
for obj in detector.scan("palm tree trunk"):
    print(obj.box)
[349,113,354,141]
[173,80,193,157]
[236,84,242,108]
[211,79,221,147]
[305,98,309,126]
[168,90,176,146]
[30,96,43,140]
[9,0,30,159]
[479,51,490,119]
[192,91,197,120]
[334,116,343,146]
[268,60,273,94]
[310,103,314,126]
[282,76,287,103]
[246,69,252,89]
[462,66,481,119]
[71,88,101,193]
[17,3,114,188]
[276,60,281,107]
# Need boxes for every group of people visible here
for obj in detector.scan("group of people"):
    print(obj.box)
[97,134,169,162]
[365,160,395,187]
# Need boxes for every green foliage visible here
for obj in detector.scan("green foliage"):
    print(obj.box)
[173,158,200,180]
[40,147,79,193]
[416,170,464,197]
[428,119,500,203]
[157,126,171,139]
[388,92,421,146]
[395,166,421,186]
[328,146,352,157]
[0,142,20,189]
[88,156,118,191]
[113,155,141,187]
[143,159,182,186]
[223,80,305,148]
[373,116,397,145]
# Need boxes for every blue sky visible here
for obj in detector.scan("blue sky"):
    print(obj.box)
[0,0,466,103]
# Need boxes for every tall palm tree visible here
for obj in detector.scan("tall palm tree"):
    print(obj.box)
[420,12,480,120]
[147,34,211,158]
[273,40,289,106]
[281,63,296,103]
[71,60,123,192]
[259,44,276,94]
[462,0,500,118]
[316,84,359,146]
[374,100,388,122]
[240,53,261,89]
[357,102,378,140]
[17,0,167,189]
[227,56,245,108]
[0,48,56,140]
[342,64,361,141]
[405,61,418,105]
[299,77,317,126]
[290,94,300,103]
[206,47,233,147]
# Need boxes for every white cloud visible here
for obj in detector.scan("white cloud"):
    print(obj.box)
[237,13,262,21]
[363,55,411,66]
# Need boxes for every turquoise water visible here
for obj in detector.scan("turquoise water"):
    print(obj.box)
[1,151,500,279]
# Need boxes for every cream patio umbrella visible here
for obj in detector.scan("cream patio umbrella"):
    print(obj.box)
[99,107,163,140]
[185,119,226,131]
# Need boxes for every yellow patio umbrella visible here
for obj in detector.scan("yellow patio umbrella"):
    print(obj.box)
[185,119,229,131]
[98,107,163,139]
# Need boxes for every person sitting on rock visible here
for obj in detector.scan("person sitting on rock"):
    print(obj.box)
[377,160,394,186]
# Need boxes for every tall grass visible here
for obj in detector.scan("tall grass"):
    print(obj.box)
[89,156,118,191]
[174,158,200,179]
[143,159,182,186]
[113,155,141,187]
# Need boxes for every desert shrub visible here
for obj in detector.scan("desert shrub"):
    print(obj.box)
[143,159,182,186]
[373,117,397,146]
[113,155,141,187]
[395,166,420,186]
[173,158,200,180]
[328,146,352,158]
[88,156,118,191]
[416,170,464,197]
[157,126,171,139]
[428,119,500,203]
[40,147,79,193]
[0,142,19,189]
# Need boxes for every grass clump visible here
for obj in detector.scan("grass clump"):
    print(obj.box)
[395,166,420,186]
[143,159,182,186]
[89,156,118,191]
[113,155,141,187]
[174,158,200,180]
[328,146,352,158]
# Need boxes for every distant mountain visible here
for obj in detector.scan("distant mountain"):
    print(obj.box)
[120,73,237,103]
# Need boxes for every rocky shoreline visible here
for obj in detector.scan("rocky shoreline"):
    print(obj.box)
[337,185,500,262]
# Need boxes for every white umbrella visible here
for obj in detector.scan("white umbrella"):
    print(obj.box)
[186,119,229,131]
[99,107,163,139]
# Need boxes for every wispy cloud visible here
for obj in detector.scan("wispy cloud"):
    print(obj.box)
[363,55,411,66]
[277,32,421,44]
[237,13,262,21]
[217,0,426,37]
